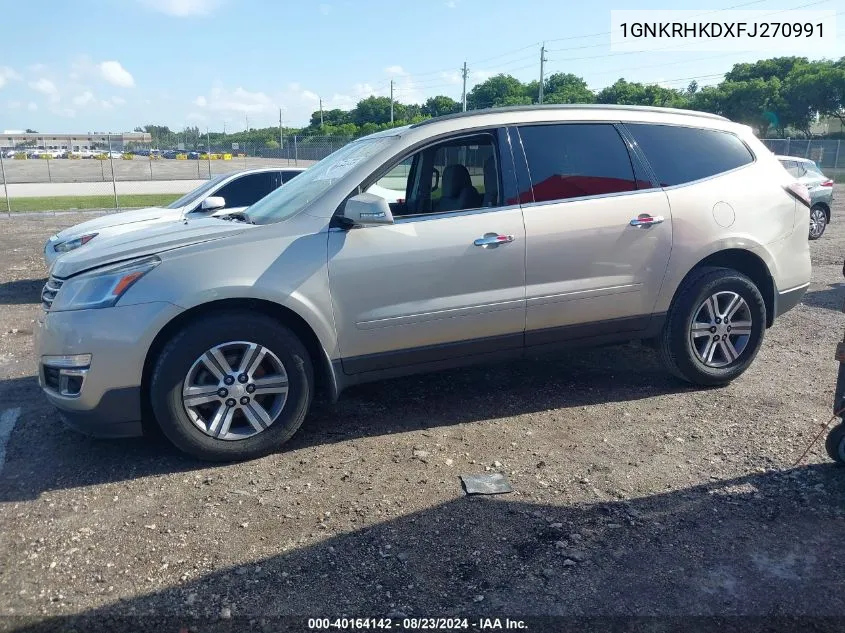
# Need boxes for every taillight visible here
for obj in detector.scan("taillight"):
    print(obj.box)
[821,179,834,187]
[784,182,811,208]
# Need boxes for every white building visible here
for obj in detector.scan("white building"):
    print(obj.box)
[0,131,152,151]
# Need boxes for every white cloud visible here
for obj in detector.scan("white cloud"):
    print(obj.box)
[193,84,274,114]
[301,90,319,102]
[445,0,457,7]
[319,3,332,14]
[0,66,21,89]
[99,61,135,88]
[73,91,95,106]
[139,0,222,16]
[29,78,59,102]
[385,65,406,76]
[28,63,47,73]
[53,107,76,118]
[6,100,21,109]
[27,101,38,111]
[186,111,208,122]
[101,100,114,110]
[111,96,126,105]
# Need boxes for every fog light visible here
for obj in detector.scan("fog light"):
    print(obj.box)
[42,354,91,368]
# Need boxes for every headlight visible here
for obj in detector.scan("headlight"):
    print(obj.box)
[50,256,160,312]
[53,233,98,253]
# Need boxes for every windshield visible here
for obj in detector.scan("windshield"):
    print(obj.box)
[166,173,229,209]
[247,136,396,225]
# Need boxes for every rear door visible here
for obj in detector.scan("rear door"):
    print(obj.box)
[515,122,672,346]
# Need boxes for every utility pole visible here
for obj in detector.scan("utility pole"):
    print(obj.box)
[460,61,468,112]
[245,114,249,132]
[389,80,394,124]
[319,98,324,127]
[223,121,227,135]
[279,108,284,159]
[539,43,547,104]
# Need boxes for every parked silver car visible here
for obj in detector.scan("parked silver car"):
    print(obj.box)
[777,155,835,240]
[43,167,305,266]
[35,105,811,461]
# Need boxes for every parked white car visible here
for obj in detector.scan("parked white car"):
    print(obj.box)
[43,168,305,266]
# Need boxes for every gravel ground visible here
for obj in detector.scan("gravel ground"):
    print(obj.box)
[1,192,845,631]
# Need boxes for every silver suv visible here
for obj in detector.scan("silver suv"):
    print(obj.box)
[35,105,812,461]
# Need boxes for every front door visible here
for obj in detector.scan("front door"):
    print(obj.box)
[328,130,526,374]
[514,123,673,345]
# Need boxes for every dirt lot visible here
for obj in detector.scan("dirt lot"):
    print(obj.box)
[1,192,845,631]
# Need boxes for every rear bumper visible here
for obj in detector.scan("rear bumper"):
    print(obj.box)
[773,283,808,320]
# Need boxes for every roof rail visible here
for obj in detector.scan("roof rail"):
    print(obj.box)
[409,104,728,128]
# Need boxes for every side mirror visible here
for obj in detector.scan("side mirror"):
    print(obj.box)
[201,196,226,211]
[343,193,394,226]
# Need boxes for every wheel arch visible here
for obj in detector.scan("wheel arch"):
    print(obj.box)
[141,299,340,427]
[673,249,776,327]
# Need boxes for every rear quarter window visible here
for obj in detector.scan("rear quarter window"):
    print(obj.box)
[626,124,754,187]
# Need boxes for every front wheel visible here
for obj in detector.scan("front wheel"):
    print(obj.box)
[150,312,313,461]
[809,205,827,240]
[658,267,766,386]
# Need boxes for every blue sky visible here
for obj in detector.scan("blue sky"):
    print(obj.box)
[0,0,841,132]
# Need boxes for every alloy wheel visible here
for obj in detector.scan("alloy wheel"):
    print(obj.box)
[689,291,753,368]
[182,341,289,440]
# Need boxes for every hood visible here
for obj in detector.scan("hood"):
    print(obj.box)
[55,206,182,239]
[52,216,254,278]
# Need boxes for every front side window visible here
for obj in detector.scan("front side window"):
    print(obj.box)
[366,133,501,217]
[517,124,638,204]
[627,124,754,187]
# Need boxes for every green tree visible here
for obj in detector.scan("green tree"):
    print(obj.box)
[421,95,461,118]
[352,96,394,126]
[467,74,527,109]
[542,73,594,104]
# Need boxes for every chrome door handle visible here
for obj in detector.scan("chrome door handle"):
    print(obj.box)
[474,233,515,248]
[630,215,665,228]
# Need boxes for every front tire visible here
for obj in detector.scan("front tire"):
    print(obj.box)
[150,312,313,461]
[809,205,827,240]
[658,267,766,387]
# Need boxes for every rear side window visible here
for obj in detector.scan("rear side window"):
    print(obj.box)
[215,173,274,207]
[518,124,638,203]
[627,124,754,187]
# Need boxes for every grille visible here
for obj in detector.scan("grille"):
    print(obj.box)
[41,276,63,311]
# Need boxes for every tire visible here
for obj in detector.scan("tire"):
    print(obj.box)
[150,312,313,461]
[809,205,827,240]
[658,267,766,387]
[825,423,845,464]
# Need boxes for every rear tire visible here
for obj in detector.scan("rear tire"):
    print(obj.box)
[658,267,766,387]
[825,423,845,464]
[150,312,313,462]
[809,205,827,240]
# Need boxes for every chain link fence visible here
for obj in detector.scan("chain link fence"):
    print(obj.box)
[760,139,845,179]
[2,135,843,217]
[0,135,354,216]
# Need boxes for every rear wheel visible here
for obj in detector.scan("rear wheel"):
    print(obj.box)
[658,267,766,386]
[809,205,827,240]
[825,423,845,464]
[150,312,313,461]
